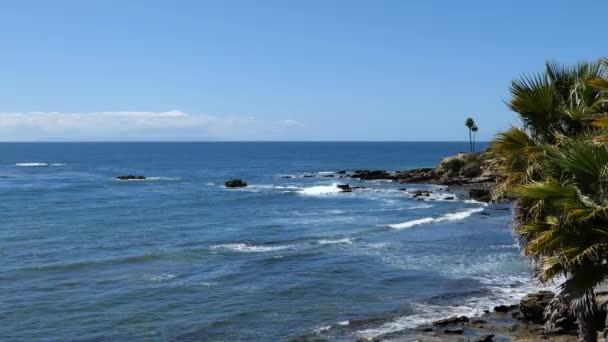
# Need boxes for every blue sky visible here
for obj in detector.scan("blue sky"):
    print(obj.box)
[0,0,605,141]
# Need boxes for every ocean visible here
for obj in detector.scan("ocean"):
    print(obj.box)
[0,142,537,341]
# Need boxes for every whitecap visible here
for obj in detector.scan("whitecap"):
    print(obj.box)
[318,238,354,245]
[144,273,176,282]
[387,207,485,230]
[210,243,295,253]
[15,162,51,167]
[299,184,344,196]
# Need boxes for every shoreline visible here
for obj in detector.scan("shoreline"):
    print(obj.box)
[292,152,576,341]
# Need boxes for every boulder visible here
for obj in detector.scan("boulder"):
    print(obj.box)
[469,188,491,202]
[225,179,248,188]
[519,290,555,324]
[336,170,347,174]
[494,305,510,313]
[473,334,494,342]
[543,296,577,333]
[116,175,145,180]
[336,184,352,192]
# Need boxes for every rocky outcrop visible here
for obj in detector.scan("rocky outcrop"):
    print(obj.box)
[116,175,145,180]
[225,179,248,188]
[519,290,555,324]
[345,150,501,202]
[351,170,392,180]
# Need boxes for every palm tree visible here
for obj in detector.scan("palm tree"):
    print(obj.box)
[471,124,478,152]
[492,59,608,341]
[465,117,475,153]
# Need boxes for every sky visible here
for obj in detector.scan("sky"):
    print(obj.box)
[0,0,606,141]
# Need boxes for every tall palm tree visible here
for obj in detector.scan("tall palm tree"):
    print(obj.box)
[492,59,608,341]
[471,124,478,152]
[465,117,475,153]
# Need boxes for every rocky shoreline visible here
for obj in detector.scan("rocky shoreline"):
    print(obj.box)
[347,151,498,203]
[356,291,582,342]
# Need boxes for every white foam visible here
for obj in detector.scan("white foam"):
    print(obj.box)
[318,238,354,245]
[387,207,485,230]
[318,171,336,175]
[388,217,435,229]
[299,184,344,196]
[145,273,176,282]
[210,243,295,253]
[15,162,51,167]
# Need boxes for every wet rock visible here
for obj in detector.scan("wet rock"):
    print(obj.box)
[337,170,347,174]
[411,190,432,198]
[303,175,314,178]
[494,305,510,313]
[469,188,491,202]
[444,327,464,334]
[444,196,455,200]
[323,174,335,177]
[225,179,248,188]
[282,175,293,179]
[470,319,487,324]
[351,170,392,180]
[473,334,494,342]
[519,290,555,324]
[434,316,469,326]
[116,175,145,180]
[336,184,352,192]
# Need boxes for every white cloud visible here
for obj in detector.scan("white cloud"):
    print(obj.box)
[0,110,304,141]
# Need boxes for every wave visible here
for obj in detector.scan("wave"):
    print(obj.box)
[387,207,485,230]
[210,243,296,253]
[317,238,355,245]
[299,184,344,196]
[115,176,180,181]
[15,162,65,167]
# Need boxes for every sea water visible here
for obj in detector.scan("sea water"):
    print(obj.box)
[0,142,537,341]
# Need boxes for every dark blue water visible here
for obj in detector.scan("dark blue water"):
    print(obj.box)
[0,142,536,341]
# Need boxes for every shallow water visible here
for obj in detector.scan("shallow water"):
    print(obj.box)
[0,142,535,341]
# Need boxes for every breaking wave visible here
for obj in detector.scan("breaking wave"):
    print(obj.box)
[387,207,485,229]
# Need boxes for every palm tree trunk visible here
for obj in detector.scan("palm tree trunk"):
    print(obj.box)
[577,312,600,341]
[468,129,472,153]
[473,132,476,153]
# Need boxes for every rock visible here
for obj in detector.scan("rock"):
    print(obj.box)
[398,188,407,191]
[473,334,494,342]
[116,175,145,180]
[336,184,352,192]
[494,305,510,313]
[351,170,392,180]
[519,291,555,324]
[411,190,432,198]
[337,170,347,174]
[355,338,371,342]
[444,327,464,334]
[511,312,520,319]
[469,188,491,202]
[303,175,314,178]
[225,179,248,188]
[434,316,469,326]
[323,174,335,177]
[470,319,486,324]
[282,176,293,179]
[444,196,455,200]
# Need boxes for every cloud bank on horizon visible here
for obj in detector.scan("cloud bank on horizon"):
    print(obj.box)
[0,111,304,141]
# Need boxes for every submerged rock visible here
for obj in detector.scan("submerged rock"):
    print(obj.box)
[469,188,492,202]
[116,175,145,180]
[225,179,248,188]
[473,334,495,342]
